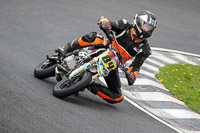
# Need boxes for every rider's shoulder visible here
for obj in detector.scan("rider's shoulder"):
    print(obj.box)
[116,19,129,25]
[118,19,131,29]
[121,19,128,24]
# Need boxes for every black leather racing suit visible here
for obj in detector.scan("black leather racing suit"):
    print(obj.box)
[110,19,151,73]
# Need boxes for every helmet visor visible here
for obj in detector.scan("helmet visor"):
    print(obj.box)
[141,22,154,32]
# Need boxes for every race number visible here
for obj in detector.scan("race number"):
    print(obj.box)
[102,55,115,69]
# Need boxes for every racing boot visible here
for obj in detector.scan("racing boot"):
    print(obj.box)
[56,43,73,57]
[56,38,82,56]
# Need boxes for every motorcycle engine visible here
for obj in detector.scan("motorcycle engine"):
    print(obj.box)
[64,55,76,70]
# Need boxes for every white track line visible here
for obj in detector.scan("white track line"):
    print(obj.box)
[130,92,185,105]
[151,51,178,64]
[135,79,165,90]
[171,53,198,65]
[152,47,200,58]
[121,78,169,91]
[142,63,159,72]
[124,96,184,133]
[156,109,200,119]
[146,58,165,67]
[139,69,155,78]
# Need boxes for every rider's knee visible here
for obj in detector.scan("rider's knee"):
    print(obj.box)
[82,32,97,43]
[105,96,124,104]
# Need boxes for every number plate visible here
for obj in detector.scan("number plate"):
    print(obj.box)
[99,50,118,70]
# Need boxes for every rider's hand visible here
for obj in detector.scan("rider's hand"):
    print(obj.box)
[125,71,136,86]
[97,17,111,30]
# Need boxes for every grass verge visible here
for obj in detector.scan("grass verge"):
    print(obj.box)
[155,63,200,114]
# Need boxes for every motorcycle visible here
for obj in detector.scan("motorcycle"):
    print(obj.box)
[34,29,130,98]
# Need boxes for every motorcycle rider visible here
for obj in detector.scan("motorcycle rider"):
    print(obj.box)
[57,10,157,104]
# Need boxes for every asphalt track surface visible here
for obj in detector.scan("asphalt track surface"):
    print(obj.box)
[0,0,199,133]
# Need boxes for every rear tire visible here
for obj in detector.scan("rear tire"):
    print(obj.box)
[53,71,92,98]
[34,60,57,79]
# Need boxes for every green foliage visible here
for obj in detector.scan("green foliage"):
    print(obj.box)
[156,64,200,114]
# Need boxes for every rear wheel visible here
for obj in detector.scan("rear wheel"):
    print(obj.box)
[34,59,57,79]
[53,71,92,98]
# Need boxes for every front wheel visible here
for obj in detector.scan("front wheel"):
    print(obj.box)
[53,71,92,98]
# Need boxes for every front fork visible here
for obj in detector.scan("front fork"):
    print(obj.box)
[91,73,100,82]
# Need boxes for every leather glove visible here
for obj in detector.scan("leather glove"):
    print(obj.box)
[125,71,136,86]
[97,17,112,30]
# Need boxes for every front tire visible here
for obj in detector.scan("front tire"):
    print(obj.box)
[53,71,92,98]
[34,60,57,79]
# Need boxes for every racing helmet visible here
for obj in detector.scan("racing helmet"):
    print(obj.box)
[133,10,157,38]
